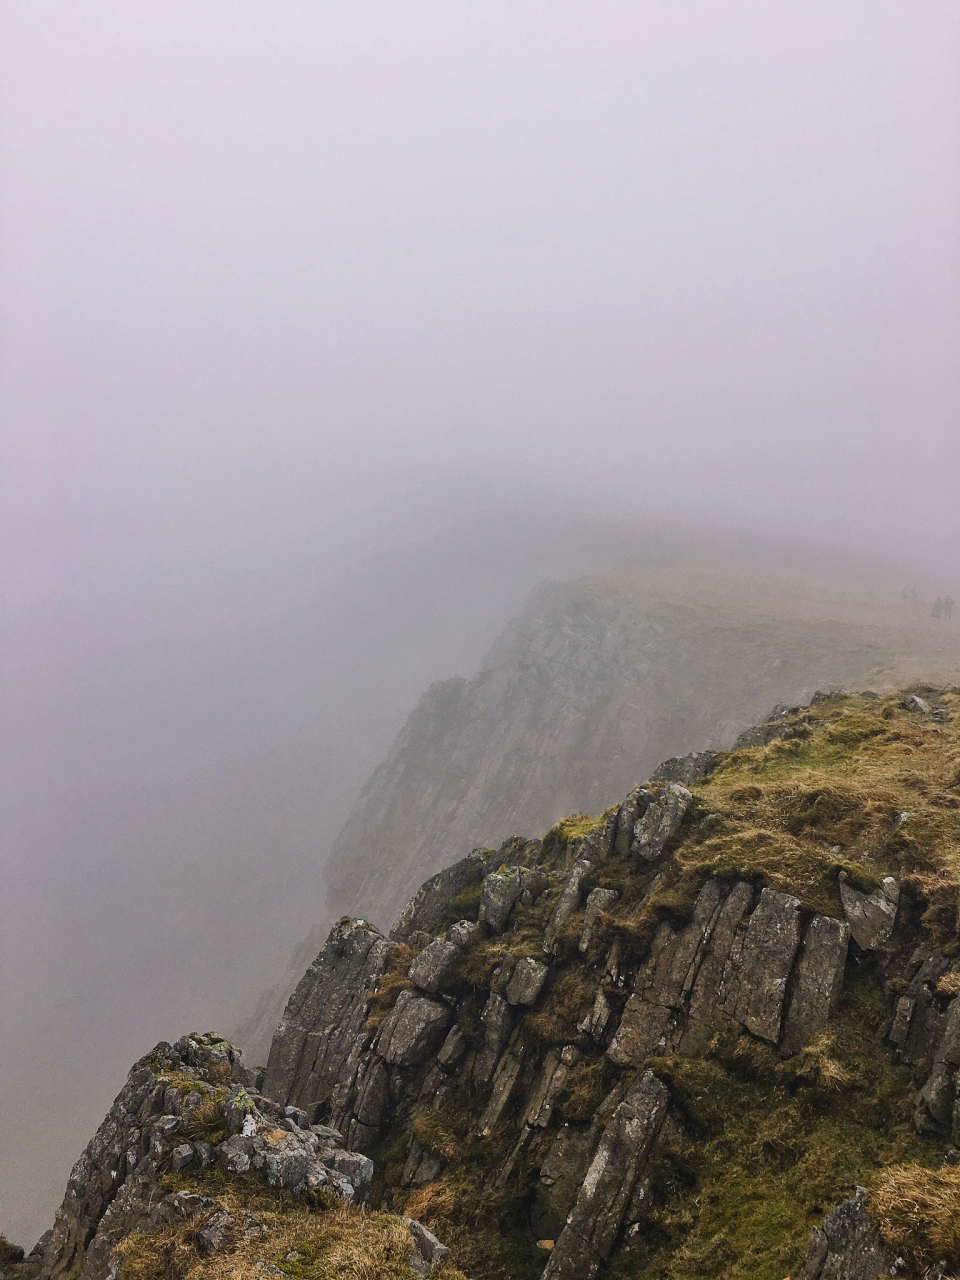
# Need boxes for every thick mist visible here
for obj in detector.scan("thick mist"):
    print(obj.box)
[2,0,958,1248]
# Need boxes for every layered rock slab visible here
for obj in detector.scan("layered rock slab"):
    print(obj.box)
[542,1071,669,1280]
[263,918,392,1111]
[609,881,847,1064]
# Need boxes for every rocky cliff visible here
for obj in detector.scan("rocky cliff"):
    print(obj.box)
[1,1032,458,1280]
[323,569,958,941]
[260,683,960,1279]
[10,684,960,1280]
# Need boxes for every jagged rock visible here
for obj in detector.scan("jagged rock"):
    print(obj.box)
[542,1071,669,1280]
[309,1123,344,1144]
[651,751,718,785]
[319,1148,374,1196]
[679,880,755,1054]
[491,952,517,994]
[801,1187,898,1278]
[733,888,802,1042]
[608,880,833,1063]
[222,1086,257,1134]
[903,695,932,715]
[780,915,849,1057]
[734,715,802,749]
[525,1047,580,1128]
[196,1210,234,1256]
[479,866,524,932]
[531,1125,601,1240]
[404,1218,450,1277]
[578,986,612,1041]
[194,1140,214,1168]
[478,1031,527,1136]
[447,918,480,947]
[156,1114,182,1138]
[218,1135,253,1173]
[521,865,551,903]
[594,806,620,862]
[27,1033,381,1280]
[263,918,392,1110]
[436,1024,468,1072]
[543,858,593,952]
[390,852,485,941]
[614,786,650,858]
[376,991,452,1067]
[408,938,462,995]
[579,888,618,953]
[915,997,960,1133]
[475,992,514,1082]
[506,957,549,1006]
[889,953,950,1065]
[630,784,692,862]
[402,1140,444,1188]
[839,874,899,950]
[609,879,726,1065]
[352,1057,390,1130]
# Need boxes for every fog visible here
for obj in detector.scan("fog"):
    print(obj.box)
[2,0,958,1247]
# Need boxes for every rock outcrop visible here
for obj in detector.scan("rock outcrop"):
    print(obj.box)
[324,572,942,936]
[839,872,900,950]
[262,917,392,1111]
[801,1188,899,1279]
[255,705,903,1276]
[13,686,960,1280]
[542,1071,669,1280]
[10,1034,394,1280]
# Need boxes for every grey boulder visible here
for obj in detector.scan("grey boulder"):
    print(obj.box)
[631,784,692,862]
[505,957,549,1006]
[376,990,452,1066]
[839,874,899,950]
[801,1187,898,1279]
[542,1071,669,1280]
[407,938,462,995]
[479,866,524,933]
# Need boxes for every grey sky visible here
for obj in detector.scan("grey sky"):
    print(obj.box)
[1,0,958,1248]
[2,0,959,608]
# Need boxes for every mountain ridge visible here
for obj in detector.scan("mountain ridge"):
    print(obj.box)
[14,682,960,1279]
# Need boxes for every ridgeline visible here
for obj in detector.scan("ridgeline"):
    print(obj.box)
[7,684,960,1279]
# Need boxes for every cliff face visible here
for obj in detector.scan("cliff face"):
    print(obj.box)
[252,684,960,1279]
[12,686,960,1280]
[2,1033,457,1280]
[324,569,957,932]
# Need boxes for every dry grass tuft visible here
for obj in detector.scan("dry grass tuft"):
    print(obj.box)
[937,972,960,998]
[410,1106,469,1162]
[181,1096,228,1146]
[525,967,595,1044]
[114,1173,469,1280]
[554,1056,618,1122]
[365,945,415,1030]
[400,1165,538,1279]
[787,1032,852,1091]
[206,1061,237,1087]
[870,1163,960,1267]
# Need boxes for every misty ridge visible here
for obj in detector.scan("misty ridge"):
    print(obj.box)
[1,2,959,1274]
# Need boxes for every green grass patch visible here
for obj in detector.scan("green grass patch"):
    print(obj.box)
[621,970,940,1280]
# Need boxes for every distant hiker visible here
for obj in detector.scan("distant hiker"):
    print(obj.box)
[933,597,943,619]
[946,596,956,620]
